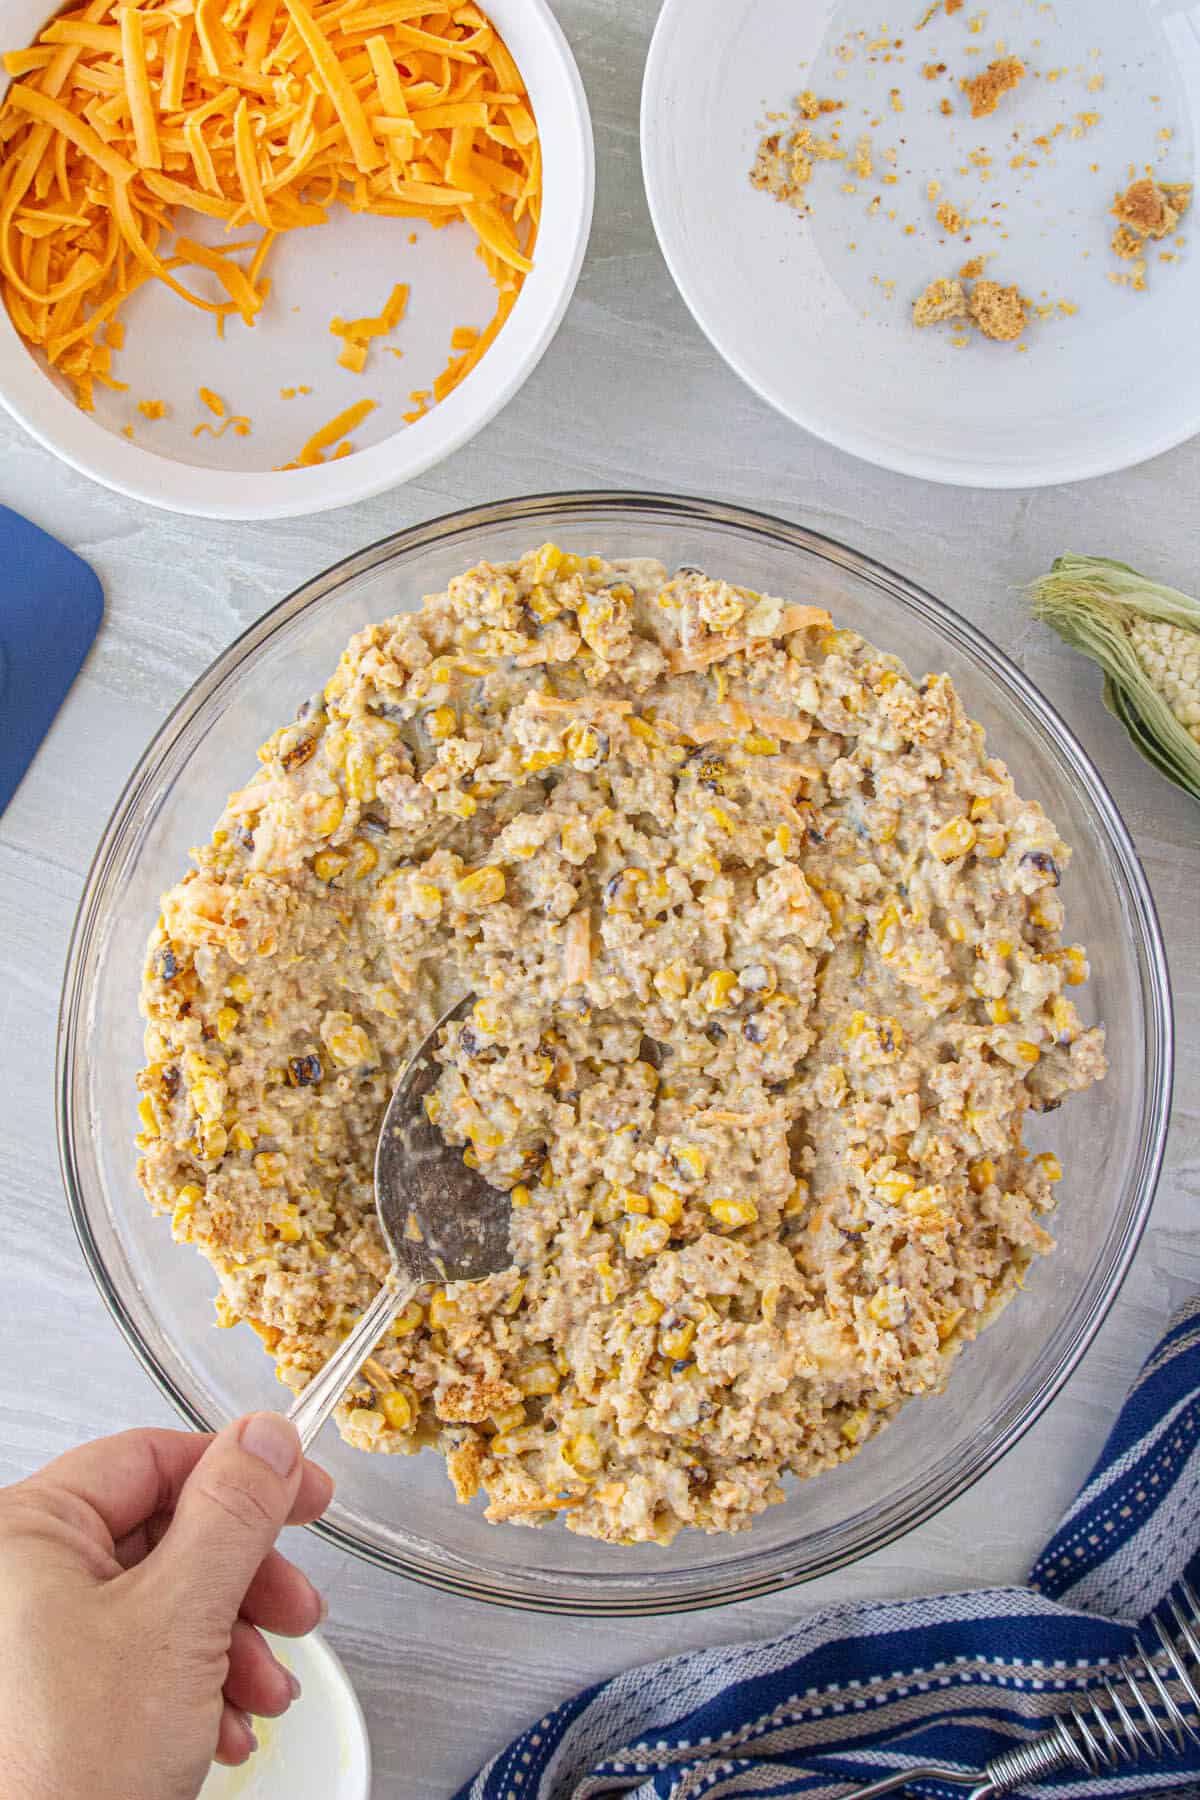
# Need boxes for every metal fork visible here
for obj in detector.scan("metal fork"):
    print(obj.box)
[839,1580,1200,1800]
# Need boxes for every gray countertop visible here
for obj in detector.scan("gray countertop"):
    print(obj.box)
[1,2,1197,1794]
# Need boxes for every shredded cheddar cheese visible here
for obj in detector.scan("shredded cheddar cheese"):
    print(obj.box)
[0,0,540,439]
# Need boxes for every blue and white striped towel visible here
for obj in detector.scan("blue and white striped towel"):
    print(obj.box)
[460,1297,1200,1799]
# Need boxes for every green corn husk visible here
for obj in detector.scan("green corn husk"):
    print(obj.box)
[1029,553,1200,802]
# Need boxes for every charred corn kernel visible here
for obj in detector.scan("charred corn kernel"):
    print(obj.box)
[228,973,252,1004]
[620,1188,650,1215]
[1049,995,1080,1042]
[986,998,1011,1025]
[345,744,376,804]
[345,839,379,880]
[707,805,735,833]
[254,1152,287,1189]
[631,1292,664,1327]
[742,731,781,755]
[969,1157,995,1193]
[622,1217,670,1258]
[672,1142,707,1183]
[392,1298,425,1336]
[868,1284,907,1328]
[564,1430,603,1475]
[200,1121,228,1161]
[946,915,968,944]
[704,969,738,1010]
[659,1317,695,1360]
[710,1196,758,1228]
[650,1183,683,1225]
[1062,945,1088,986]
[976,826,1008,858]
[510,1184,532,1209]
[841,1408,870,1444]
[276,1203,303,1243]
[429,1289,458,1330]
[876,1171,916,1205]
[313,849,349,882]
[938,1306,966,1343]
[653,960,690,1000]
[423,1092,442,1124]
[324,1017,376,1067]
[1015,1040,1041,1064]
[931,817,976,861]
[969,795,993,819]
[230,1124,254,1152]
[425,705,457,741]
[785,1179,810,1217]
[410,882,443,921]
[137,1095,161,1136]
[456,866,506,906]
[314,792,345,837]
[518,1359,560,1397]
[379,1390,413,1431]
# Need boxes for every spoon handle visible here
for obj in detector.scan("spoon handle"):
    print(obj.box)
[286,1273,420,1454]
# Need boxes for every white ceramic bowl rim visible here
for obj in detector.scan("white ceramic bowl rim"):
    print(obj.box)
[0,0,594,520]
[57,490,1174,1614]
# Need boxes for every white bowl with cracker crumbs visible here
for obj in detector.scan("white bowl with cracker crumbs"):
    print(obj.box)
[198,1631,370,1800]
[0,0,592,520]
[642,0,1199,488]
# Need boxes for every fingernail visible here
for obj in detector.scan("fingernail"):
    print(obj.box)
[240,1413,300,1479]
[238,1711,259,1754]
[287,1670,303,1703]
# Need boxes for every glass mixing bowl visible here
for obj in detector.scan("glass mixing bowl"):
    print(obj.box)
[58,493,1173,1616]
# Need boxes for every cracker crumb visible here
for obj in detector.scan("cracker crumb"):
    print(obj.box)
[913,276,970,325]
[1112,175,1191,239]
[922,61,947,78]
[960,55,1026,118]
[1110,223,1143,261]
[969,278,1027,340]
[958,255,987,278]
[937,200,964,233]
[939,96,954,115]
[927,179,942,200]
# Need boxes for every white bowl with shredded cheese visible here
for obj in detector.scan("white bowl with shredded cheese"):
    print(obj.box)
[0,0,593,519]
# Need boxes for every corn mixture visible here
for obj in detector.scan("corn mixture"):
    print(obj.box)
[136,548,1105,1543]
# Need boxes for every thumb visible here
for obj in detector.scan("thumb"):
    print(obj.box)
[147,1413,303,1624]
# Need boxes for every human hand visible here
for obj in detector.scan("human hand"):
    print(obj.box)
[0,1414,334,1800]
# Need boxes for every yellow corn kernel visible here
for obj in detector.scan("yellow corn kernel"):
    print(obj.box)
[510,1184,532,1209]
[1015,1041,1041,1064]
[227,973,252,1004]
[868,1284,907,1328]
[254,1151,287,1189]
[931,817,976,861]
[425,705,457,741]
[631,1292,664,1327]
[325,1018,376,1068]
[429,1289,458,1330]
[564,721,605,767]
[706,805,735,834]
[969,795,993,820]
[172,1180,202,1220]
[704,969,739,1010]
[313,849,349,882]
[604,867,646,912]
[1049,995,1080,1042]
[841,1408,870,1444]
[710,1196,758,1228]
[671,1142,706,1183]
[969,1157,996,1193]
[874,900,902,955]
[742,731,781,756]
[659,1317,696,1360]
[626,715,662,746]
[559,818,592,862]
[456,866,506,907]
[653,960,690,1000]
[229,1123,254,1152]
[621,1217,670,1258]
[784,1180,810,1217]
[381,1389,414,1431]
[596,1256,620,1304]
[986,998,1010,1025]
[563,1430,603,1475]
[873,815,899,844]
[518,1359,560,1397]
[322,724,346,767]
[314,792,345,837]
[817,885,843,928]
[946,915,968,944]
[137,1094,161,1137]
[994,939,1013,959]
[523,748,563,774]
[938,1306,966,1343]
[491,1403,526,1435]
[200,1121,228,1161]
[501,1278,526,1316]
[649,1182,683,1225]
[1034,1151,1063,1182]
[345,744,376,804]
[391,1298,425,1336]
[276,1203,304,1243]
[773,824,792,855]
[976,826,1008,858]
[423,1092,442,1125]
[410,882,443,921]
[345,839,379,881]
[876,1171,916,1206]
[445,791,477,820]
[620,1188,650,1215]
[1061,945,1088,986]
[531,542,564,581]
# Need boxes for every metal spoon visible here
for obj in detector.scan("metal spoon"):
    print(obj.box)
[285,994,512,1453]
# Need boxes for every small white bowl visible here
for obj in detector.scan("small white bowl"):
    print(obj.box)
[0,0,593,520]
[199,1631,370,1800]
